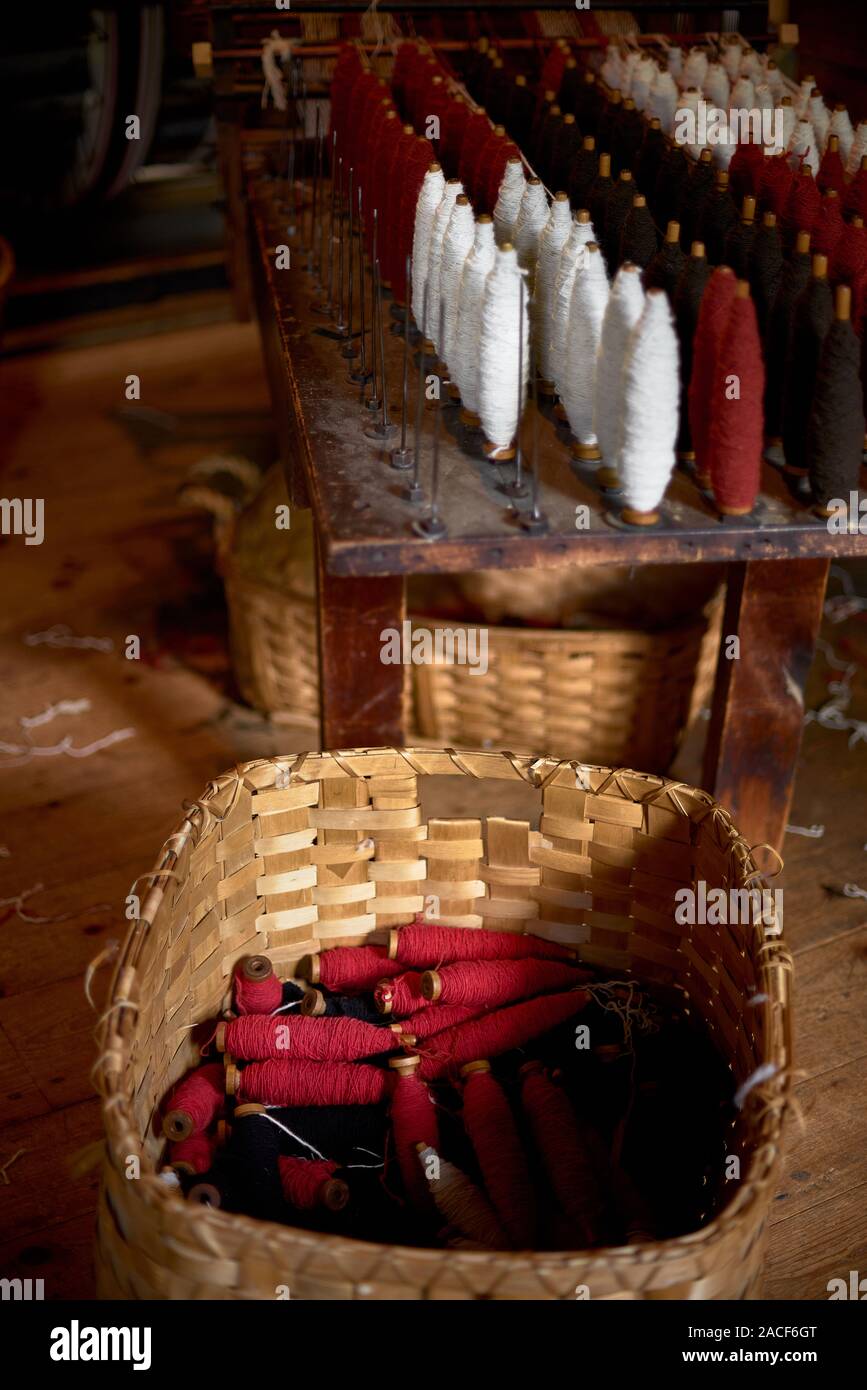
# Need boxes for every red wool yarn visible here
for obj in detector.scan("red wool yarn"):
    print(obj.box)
[370,111,402,256]
[390,921,578,968]
[234,958,282,1015]
[233,1059,389,1107]
[401,1001,485,1040]
[520,1062,606,1246]
[688,266,738,485]
[381,125,416,290]
[461,1062,537,1248]
[783,169,821,240]
[303,944,402,993]
[758,155,794,219]
[329,47,364,157]
[345,71,377,176]
[817,141,846,196]
[540,45,569,97]
[393,141,435,301]
[162,1062,225,1140]
[218,1015,405,1062]
[728,141,764,202]
[279,1157,348,1211]
[169,1132,215,1175]
[354,80,388,207]
[708,283,765,516]
[833,219,867,286]
[389,1058,440,1211]
[374,971,430,1017]
[458,110,493,195]
[844,160,867,220]
[811,193,845,258]
[423,957,587,1011]
[417,990,589,1081]
[441,98,471,174]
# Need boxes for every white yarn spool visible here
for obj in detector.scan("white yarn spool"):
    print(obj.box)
[493,158,526,247]
[600,45,622,91]
[593,263,645,486]
[561,244,609,459]
[674,88,702,156]
[513,179,550,283]
[809,92,831,152]
[788,120,820,176]
[535,194,573,387]
[704,63,730,111]
[631,56,656,114]
[440,196,476,371]
[795,78,815,120]
[764,61,785,99]
[411,164,445,330]
[847,120,867,177]
[721,42,742,83]
[777,102,797,155]
[682,48,708,93]
[477,244,530,456]
[618,289,680,523]
[740,49,763,82]
[550,212,596,400]
[730,76,756,112]
[649,69,678,136]
[754,82,774,114]
[452,217,496,419]
[666,46,683,82]
[830,106,855,166]
[621,50,640,98]
[424,178,463,349]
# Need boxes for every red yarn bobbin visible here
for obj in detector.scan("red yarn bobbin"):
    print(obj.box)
[708,281,765,516]
[461,1060,536,1248]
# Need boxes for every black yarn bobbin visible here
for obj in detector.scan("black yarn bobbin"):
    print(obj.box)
[807,307,865,508]
[781,273,834,474]
[749,218,784,336]
[764,246,812,438]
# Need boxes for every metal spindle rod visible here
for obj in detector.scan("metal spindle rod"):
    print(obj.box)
[520,339,548,534]
[390,253,414,469]
[366,210,381,410]
[505,276,529,500]
[341,167,358,357]
[365,258,398,440]
[404,280,428,504]
[413,300,447,537]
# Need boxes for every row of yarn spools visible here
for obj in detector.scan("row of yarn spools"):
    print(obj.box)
[159,922,728,1249]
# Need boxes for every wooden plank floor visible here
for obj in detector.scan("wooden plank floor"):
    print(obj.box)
[0,321,865,1300]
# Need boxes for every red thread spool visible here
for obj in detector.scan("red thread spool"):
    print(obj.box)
[279,1156,349,1212]
[461,1060,536,1248]
[234,954,281,1015]
[783,168,821,241]
[812,191,845,258]
[228,1059,389,1107]
[354,79,388,206]
[389,1054,440,1212]
[458,109,493,195]
[818,135,846,196]
[519,1061,607,1246]
[401,1001,484,1040]
[169,1132,215,1176]
[215,1016,411,1062]
[422,958,586,1010]
[363,99,396,244]
[833,216,867,286]
[298,945,402,993]
[441,97,470,174]
[382,124,416,295]
[844,156,867,220]
[162,1062,225,1141]
[758,155,794,219]
[374,971,430,1016]
[688,265,737,488]
[728,141,764,203]
[388,921,579,968]
[329,47,364,159]
[417,990,589,1081]
[708,281,765,516]
[344,70,377,176]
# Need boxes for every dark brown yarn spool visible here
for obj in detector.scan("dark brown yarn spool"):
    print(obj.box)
[508,73,535,149]
[597,87,622,163]
[613,98,643,179]
[782,254,834,476]
[620,195,659,269]
[643,220,686,299]
[698,170,738,265]
[602,169,635,268]
[588,153,613,240]
[529,90,556,169]
[569,135,597,209]
[537,104,563,187]
[808,286,865,512]
[673,241,712,458]
[637,118,666,198]
[552,112,581,191]
[764,230,813,444]
[558,56,582,113]
[676,149,715,251]
[749,212,784,336]
[654,142,690,231]
[723,195,757,278]
[576,69,600,136]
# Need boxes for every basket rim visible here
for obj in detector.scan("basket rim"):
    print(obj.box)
[95,747,792,1277]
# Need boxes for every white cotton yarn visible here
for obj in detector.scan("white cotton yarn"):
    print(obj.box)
[493,158,526,247]
[704,62,730,111]
[561,244,609,457]
[631,56,656,115]
[809,91,831,151]
[777,102,797,156]
[618,289,680,521]
[721,42,743,83]
[754,82,774,113]
[551,213,596,401]
[411,163,445,331]
[649,68,679,136]
[534,194,573,386]
[666,46,683,82]
[788,120,820,176]
[513,178,550,282]
[593,263,645,483]
[600,45,623,92]
[424,178,463,349]
[478,244,530,455]
[440,196,476,370]
[848,120,867,177]
[830,106,855,166]
[740,49,763,82]
[730,76,756,112]
[452,217,496,418]
[682,48,709,93]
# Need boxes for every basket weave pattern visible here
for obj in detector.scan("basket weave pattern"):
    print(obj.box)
[94,748,790,1300]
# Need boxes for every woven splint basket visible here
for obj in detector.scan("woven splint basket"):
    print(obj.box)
[95,748,791,1300]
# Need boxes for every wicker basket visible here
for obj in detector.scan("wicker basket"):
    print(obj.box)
[190,469,722,767]
[94,748,791,1300]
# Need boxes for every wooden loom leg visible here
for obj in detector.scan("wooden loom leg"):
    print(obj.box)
[702,558,829,853]
[316,543,406,748]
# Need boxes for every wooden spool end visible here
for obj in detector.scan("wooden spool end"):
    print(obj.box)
[321,1178,350,1213]
[690,241,706,259]
[171,1160,196,1177]
[536,380,556,398]
[571,440,602,462]
[621,506,661,527]
[188,1182,221,1208]
[301,989,326,1016]
[448,383,461,402]
[836,284,851,320]
[375,979,394,1014]
[234,1103,265,1119]
[554,190,569,203]
[215,1021,227,1053]
[460,407,481,427]
[240,954,273,983]
[665,220,680,243]
[742,195,756,223]
[678,450,697,464]
[762,212,777,229]
[598,154,611,178]
[389,1054,421,1075]
[397,1033,417,1047]
[718,504,754,517]
[484,441,516,461]
[387,928,400,960]
[163,1110,193,1143]
[596,464,621,490]
[812,253,828,279]
[795,230,811,254]
[421,970,442,1001]
[460,1059,491,1078]
[297,953,320,984]
[225,1061,239,1097]
[518,1059,544,1078]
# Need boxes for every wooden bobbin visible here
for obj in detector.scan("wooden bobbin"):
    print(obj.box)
[234,1102,266,1119]
[215,1021,227,1053]
[301,988,327,1017]
[387,928,401,960]
[621,506,661,527]
[741,195,756,225]
[597,464,621,490]
[421,970,442,1001]
[297,953,320,984]
[163,1109,194,1143]
[389,1054,421,1075]
[239,954,273,983]
[320,1177,351,1212]
[795,230,811,255]
[459,1059,491,1079]
[461,408,481,428]
[376,977,395,1013]
[572,440,602,462]
[678,450,697,465]
[484,441,516,461]
[170,1159,197,1177]
[188,1182,221,1208]
[665,219,681,244]
[225,1061,239,1097]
